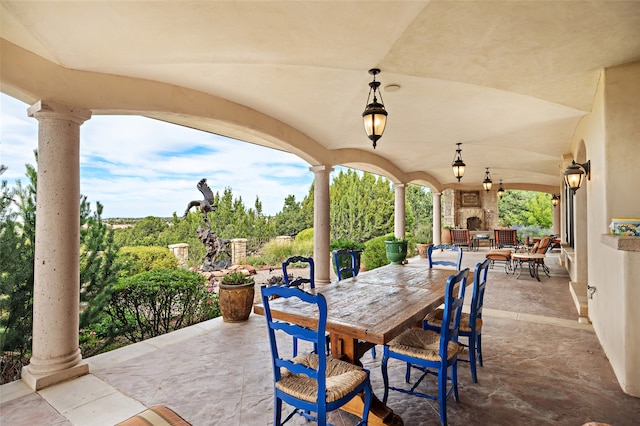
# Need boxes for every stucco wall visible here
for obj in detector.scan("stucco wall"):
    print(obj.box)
[574,62,640,396]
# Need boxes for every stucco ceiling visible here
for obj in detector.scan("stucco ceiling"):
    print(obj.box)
[1,1,640,192]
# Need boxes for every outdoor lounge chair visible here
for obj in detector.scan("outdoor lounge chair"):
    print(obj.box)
[450,229,473,251]
[494,229,519,249]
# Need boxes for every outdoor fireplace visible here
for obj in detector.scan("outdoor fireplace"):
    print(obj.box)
[467,216,482,230]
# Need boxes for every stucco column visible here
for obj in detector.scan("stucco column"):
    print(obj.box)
[552,196,561,235]
[22,101,91,391]
[310,165,333,285]
[433,192,442,245]
[394,184,406,238]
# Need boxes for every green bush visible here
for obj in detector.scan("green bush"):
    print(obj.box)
[107,269,218,343]
[295,228,314,242]
[256,237,314,266]
[362,233,394,271]
[116,246,178,277]
[329,239,365,251]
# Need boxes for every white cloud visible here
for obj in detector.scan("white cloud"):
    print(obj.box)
[1,93,314,217]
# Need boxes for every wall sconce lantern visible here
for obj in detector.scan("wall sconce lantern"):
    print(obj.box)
[497,180,505,198]
[362,68,388,149]
[551,194,560,207]
[482,168,493,192]
[564,160,591,193]
[451,143,466,182]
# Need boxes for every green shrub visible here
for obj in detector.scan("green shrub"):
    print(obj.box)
[258,237,314,266]
[362,233,394,271]
[295,228,314,242]
[107,269,218,342]
[116,246,178,277]
[330,239,365,251]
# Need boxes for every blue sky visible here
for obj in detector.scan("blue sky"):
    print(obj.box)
[1,93,316,218]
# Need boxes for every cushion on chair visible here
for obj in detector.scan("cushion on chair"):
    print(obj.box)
[117,405,191,426]
[485,249,512,261]
[424,308,482,333]
[276,353,368,403]
[387,328,462,361]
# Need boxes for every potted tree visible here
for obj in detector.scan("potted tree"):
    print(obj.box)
[414,225,433,258]
[384,236,409,265]
[218,272,255,322]
[330,240,365,279]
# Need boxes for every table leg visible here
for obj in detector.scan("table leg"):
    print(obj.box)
[330,334,404,425]
[532,261,541,281]
[515,259,523,279]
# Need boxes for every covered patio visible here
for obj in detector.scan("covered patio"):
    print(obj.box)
[3,250,639,425]
[1,1,640,421]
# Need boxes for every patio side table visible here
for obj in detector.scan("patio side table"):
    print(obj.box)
[512,253,546,281]
[472,236,494,251]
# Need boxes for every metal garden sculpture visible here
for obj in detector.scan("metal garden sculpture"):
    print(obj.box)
[184,178,231,271]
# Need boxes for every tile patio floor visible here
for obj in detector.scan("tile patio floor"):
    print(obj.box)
[2,249,640,425]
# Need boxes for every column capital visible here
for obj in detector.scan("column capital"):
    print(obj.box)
[309,165,334,174]
[394,183,406,189]
[28,101,92,125]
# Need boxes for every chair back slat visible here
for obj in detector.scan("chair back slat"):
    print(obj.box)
[261,284,327,385]
[428,244,463,270]
[469,259,491,328]
[282,256,315,290]
[439,268,469,354]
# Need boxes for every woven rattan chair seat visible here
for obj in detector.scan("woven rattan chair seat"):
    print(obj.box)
[387,328,462,361]
[425,308,483,333]
[276,353,368,403]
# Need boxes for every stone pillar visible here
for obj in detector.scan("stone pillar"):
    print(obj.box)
[394,183,406,238]
[433,192,442,245]
[231,238,247,265]
[442,189,455,228]
[22,101,91,390]
[310,165,333,285]
[168,243,189,267]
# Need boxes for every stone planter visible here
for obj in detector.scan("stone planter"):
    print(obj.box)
[219,282,255,322]
[385,240,408,265]
[415,243,432,259]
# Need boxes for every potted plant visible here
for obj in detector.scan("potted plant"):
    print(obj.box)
[330,240,365,279]
[441,225,453,245]
[218,271,255,322]
[384,236,409,265]
[414,225,433,258]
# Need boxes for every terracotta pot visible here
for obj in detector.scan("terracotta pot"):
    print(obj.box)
[441,229,452,245]
[219,282,255,323]
[415,243,432,258]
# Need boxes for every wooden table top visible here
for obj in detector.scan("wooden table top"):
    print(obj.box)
[254,263,471,346]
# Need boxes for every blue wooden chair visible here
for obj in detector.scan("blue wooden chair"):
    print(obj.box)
[261,284,372,426]
[332,249,359,281]
[281,256,329,356]
[428,244,463,270]
[282,255,315,291]
[424,259,490,383]
[381,268,469,426]
[333,249,377,359]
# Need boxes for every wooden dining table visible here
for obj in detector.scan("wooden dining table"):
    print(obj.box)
[254,261,471,426]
